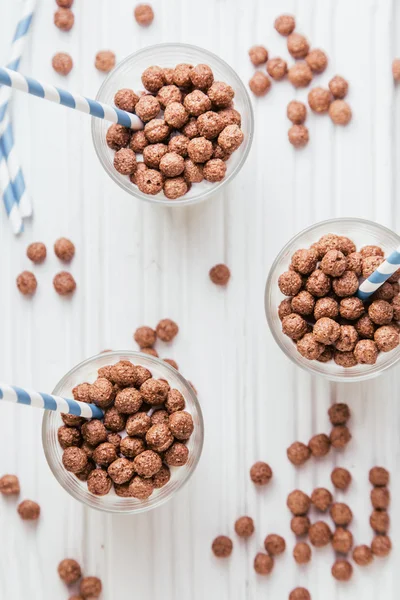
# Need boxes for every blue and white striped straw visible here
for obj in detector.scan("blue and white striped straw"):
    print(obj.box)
[0,67,143,130]
[0,382,104,419]
[357,245,400,300]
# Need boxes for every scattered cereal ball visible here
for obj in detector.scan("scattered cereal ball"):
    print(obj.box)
[334,350,357,368]
[80,576,102,598]
[356,314,376,339]
[329,76,349,99]
[164,442,189,466]
[135,95,161,122]
[254,552,274,575]
[173,64,193,88]
[279,270,303,296]
[354,339,378,364]
[288,33,310,59]
[234,516,254,538]
[144,118,171,143]
[306,49,328,73]
[288,124,309,148]
[164,102,189,129]
[293,542,311,564]
[190,64,214,90]
[329,100,352,125]
[328,403,350,425]
[321,249,346,277]
[17,271,37,295]
[274,14,295,35]
[153,464,171,489]
[287,490,311,515]
[264,534,286,556]
[287,441,311,465]
[287,101,307,124]
[203,158,227,182]
[309,521,332,547]
[164,176,188,199]
[291,516,310,536]
[134,3,154,26]
[197,111,224,140]
[53,272,76,295]
[58,425,81,449]
[267,57,287,80]
[169,134,189,157]
[332,559,352,581]
[130,131,149,154]
[311,488,332,512]
[330,502,353,526]
[282,314,308,341]
[169,410,194,440]
[58,558,82,584]
[317,346,334,362]
[369,300,394,325]
[332,528,353,554]
[371,535,391,557]
[17,499,40,520]
[314,297,339,320]
[308,433,331,457]
[143,143,168,169]
[0,474,20,495]
[313,317,340,345]
[332,270,359,297]
[56,0,73,6]
[106,124,131,150]
[212,535,233,558]
[393,59,400,81]
[292,291,315,315]
[54,237,75,262]
[330,425,351,449]
[54,8,74,31]
[249,45,269,66]
[335,325,359,352]
[133,450,162,478]
[308,87,331,113]
[370,510,390,534]
[95,51,115,73]
[134,325,156,348]
[288,63,313,88]
[369,466,389,487]
[187,137,213,163]
[353,545,373,566]
[146,423,174,452]
[207,81,235,108]
[362,255,384,278]
[375,325,399,351]
[26,241,46,264]
[63,446,88,473]
[82,420,107,446]
[114,148,137,175]
[159,152,185,177]
[339,298,364,321]
[114,88,139,112]
[331,467,351,490]
[250,461,273,485]
[52,52,73,76]
[289,589,311,600]
[126,412,151,437]
[371,487,390,510]
[208,264,231,287]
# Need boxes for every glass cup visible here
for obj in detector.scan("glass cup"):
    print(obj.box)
[42,351,204,513]
[92,43,254,206]
[265,218,400,382]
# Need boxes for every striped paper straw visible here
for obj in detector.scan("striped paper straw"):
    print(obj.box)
[0,67,143,130]
[0,382,104,419]
[0,0,37,222]
[357,245,400,300]
[0,143,23,234]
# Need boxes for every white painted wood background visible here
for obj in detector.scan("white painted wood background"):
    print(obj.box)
[0,0,399,598]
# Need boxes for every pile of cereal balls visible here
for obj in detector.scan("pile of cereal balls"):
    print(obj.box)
[278,233,400,367]
[58,358,194,500]
[106,63,244,199]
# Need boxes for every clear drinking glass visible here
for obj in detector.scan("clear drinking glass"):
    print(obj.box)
[92,43,254,206]
[265,218,400,382]
[42,351,204,513]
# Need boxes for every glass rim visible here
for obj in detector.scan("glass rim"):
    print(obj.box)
[265,217,400,383]
[91,42,254,206]
[42,350,204,514]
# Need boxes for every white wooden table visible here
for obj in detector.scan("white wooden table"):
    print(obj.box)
[0,0,398,598]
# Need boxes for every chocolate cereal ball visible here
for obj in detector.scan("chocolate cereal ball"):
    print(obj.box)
[212,535,233,558]
[289,589,311,600]
[306,270,331,297]
[293,542,311,564]
[311,488,332,512]
[58,425,81,449]
[151,409,168,425]
[82,420,107,446]
[362,255,384,278]
[292,291,315,315]
[309,521,332,547]
[27,241,46,263]
[329,100,352,125]
[331,467,351,490]
[182,118,199,139]
[165,389,185,414]
[72,382,91,403]
[126,412,151,437]
[134,3,154,26]
[17,500,40,520]
[371,487,390,510]
[164,177,188,200]
[372,281,396,301]
[207,81,235,108]
[111,360,137,386]
[317,347,334,362]
[313,317,341,345]
[287,33,310,59]
[159,152,185,177]
[135,95,161,122]
[328,403,350,425]
[330,425,351,449]
[114,148,137,175]
[157,85,182,109]
[56,0,73,6]
[107,457,135,485]
[189,64,214,90]
[308,433,331,457]
[130,131,149,154]
[0,474,20,495]
[54,7,74,30]
[274,14,295,36]
[279,271,303,296]
[115,387,143,414]
[95,51,115,73]
[164,442,189,466]
[103,407,126,433]
[203,159,226,182]
[287,101,307,125]
[370,510,389,534]
[291,516,310,536]
[140,378,169,405]
[89,378,114,408]
[314,297,339,320]
[356,314,376,339]
[332,559,352,581]
[330,503,352,527]
[308,87,331,113]
[278,298,293,321]
[120,436,145,459]
[264,534,286,556]
[287,490,311,515]
[307,49,328,73]
[234,516,254,538]
[52,52,73,76]
[335,325,358,352]
[287,441,311,466]
[133,450,162,478]
[250,461,273,485]
[292,248,318,274]
[173,64,193,88]
[92,442,117,467]
[146,423,174,452]
[184,159,203,183]
[369,300,393,325]
[329,76,348,99]
[297,333,324,360]
[80,576,102,598]
[393,295,400,319]
[169,134,189,157]
[106,124,131,150]
[289,63,313,88]
[288,124,309,148]
[346,252,363,275]
[183,90,211,117]
[282,314,308,340]
[169,411,194,440]
[267,58,288,80]
[334,350,357,368]
[354,339,378,364]
[321,250,346,277]
[17,271,37,295]
[332,271,359,297]
[164,102,189,129]
[143,143,168,169]
[141,66,165,93]
[369,466,389,487]
[134,325,156,348]
[128,475,154,499]
[87,469,112,496]
[138,169,164,195]
[152,465,171,489]
[197,111,224,140]
[187,137,213,163]
[353,545,373,566]
[218,125,244,153]
[317,233,340,254]
[375,325,399,351]
[115,88,139,112]
[58,558,81,585]
[254,552,274,575]
[333,528,353,554]
[62,447,88,473]
[371,535,391,557]
[339,297,364,321]
[107,433,121,452]
[144,119,170,143]
[54,237,75,262]
[249,45,268,66]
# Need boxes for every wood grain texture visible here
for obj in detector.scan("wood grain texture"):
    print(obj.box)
[0,0,399,598]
